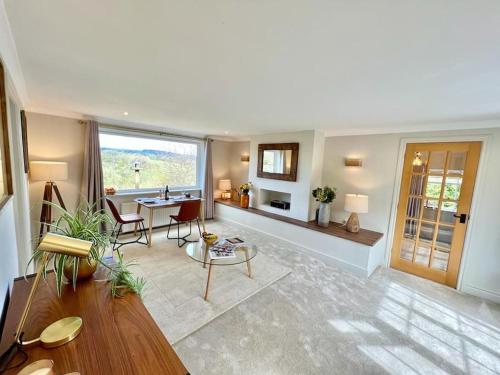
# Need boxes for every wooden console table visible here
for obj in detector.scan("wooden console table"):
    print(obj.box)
[0,270,189,375]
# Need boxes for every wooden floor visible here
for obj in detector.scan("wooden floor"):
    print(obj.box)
[215,199,383,247]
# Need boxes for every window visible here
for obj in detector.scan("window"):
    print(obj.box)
[99,131,203,192]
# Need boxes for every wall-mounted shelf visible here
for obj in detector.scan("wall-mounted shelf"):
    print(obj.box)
[215,199,383,247]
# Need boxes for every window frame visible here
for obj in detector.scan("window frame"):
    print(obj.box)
[99,128,204,194]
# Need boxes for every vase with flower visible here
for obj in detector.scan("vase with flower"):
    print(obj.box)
[239,182,252,208]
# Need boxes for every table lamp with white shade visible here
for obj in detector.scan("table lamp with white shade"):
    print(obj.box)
[344,194,369,233]
[30,161,68,238]
[219,179,232,200]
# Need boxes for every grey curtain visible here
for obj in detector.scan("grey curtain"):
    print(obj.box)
[81,120,105,212]
[203,138,214,219]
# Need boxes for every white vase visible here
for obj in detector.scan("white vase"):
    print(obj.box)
[318,202,331,227]
[248,191,255,208]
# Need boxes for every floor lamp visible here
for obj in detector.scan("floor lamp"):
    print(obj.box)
[30,161,68,238]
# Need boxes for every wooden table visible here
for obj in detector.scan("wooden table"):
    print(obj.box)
[134,197,205,247]
[0,270,189,375]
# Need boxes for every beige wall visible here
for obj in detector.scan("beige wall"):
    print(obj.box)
[211,140,251,197]
[323,126,500,302]
[229,141,250,190]
[26,112,85,235]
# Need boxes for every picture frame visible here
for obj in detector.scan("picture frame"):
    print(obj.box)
[0,60,13,211]
[20,109,29,173]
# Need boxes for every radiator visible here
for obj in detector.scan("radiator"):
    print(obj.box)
[120,202,178,232]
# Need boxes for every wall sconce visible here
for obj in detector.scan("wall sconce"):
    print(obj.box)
[344,158,362,167]
[241,155,250,162]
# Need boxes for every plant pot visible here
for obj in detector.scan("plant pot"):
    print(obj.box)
[240,193,249,208]
[318,202,331,227]
[63,257,98,282]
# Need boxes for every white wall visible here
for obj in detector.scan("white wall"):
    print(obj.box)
[26,112,85,237]
[322,126,500,302]
[0,3,29,311]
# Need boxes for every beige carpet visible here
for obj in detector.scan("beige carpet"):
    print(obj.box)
[120,228,292,344]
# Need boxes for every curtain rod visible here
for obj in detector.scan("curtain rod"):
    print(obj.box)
[79,120,208,142]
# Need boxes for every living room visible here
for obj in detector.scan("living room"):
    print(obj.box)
[1,1,500,374]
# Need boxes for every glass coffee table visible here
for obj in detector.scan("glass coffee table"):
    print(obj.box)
[186,240,258,301]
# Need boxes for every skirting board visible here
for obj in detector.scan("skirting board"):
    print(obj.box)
[461,284,500,304]
[216,216,372,278]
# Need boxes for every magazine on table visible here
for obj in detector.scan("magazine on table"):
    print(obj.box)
[208,237,246,259]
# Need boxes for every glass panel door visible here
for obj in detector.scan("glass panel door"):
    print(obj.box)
[391,142,482,288]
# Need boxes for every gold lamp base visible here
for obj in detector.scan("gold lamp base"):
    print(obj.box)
[23,317,83,349]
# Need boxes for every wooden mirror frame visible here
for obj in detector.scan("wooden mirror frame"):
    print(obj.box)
[257,143,299,181]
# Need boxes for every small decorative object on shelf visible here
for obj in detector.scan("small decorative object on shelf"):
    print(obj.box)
[312,186,337,227]
[105,187,116,195]
[239,182,252,208]
[344,194,369,233]
[219,179,232,199]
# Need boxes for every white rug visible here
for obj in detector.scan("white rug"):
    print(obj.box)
[121,229,292,344]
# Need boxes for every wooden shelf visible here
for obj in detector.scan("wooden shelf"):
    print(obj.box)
[215,199,383,247]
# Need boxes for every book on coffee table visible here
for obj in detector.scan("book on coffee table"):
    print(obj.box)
[209,240,237,259]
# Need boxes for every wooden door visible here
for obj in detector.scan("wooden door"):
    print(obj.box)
[390,142,481,288]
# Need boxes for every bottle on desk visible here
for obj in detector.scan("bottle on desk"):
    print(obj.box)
[165,185,170,200]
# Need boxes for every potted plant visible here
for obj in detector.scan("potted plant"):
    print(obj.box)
[312,186,336,227]
[28,201,145,297]
[239,182,252,208]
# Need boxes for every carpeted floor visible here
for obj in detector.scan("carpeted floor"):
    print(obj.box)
[120,227,291,344]
[122,220,500,374]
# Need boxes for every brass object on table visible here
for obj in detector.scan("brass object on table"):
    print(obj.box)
[63,257,97,281]
[16,359,54,375]
[39,317,83,348]
[13,233,92,349]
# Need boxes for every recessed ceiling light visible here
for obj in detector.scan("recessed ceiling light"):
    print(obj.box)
[123,111,129,116]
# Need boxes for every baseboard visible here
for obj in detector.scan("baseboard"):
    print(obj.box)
[216,216,369,278]
[461,284,500,304]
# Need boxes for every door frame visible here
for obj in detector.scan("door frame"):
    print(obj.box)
[384,134,491,291]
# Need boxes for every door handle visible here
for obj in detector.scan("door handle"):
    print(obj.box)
[453,213,468,224]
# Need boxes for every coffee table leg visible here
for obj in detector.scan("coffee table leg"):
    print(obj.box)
[204,260,213,301]
[203,242,208,269]
[245,248,252,278]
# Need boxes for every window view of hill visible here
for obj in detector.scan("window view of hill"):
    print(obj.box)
[100,133,198,190]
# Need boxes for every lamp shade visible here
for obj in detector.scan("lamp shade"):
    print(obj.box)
[218,179,232,191]
[30,161,68,182]
[344,194,368,213]
[38,233,92,257]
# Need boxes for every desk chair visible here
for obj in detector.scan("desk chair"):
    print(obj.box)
[167,199,202,247]
[106,198,149,251]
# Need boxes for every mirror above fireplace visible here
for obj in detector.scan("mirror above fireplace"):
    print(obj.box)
[257,143,299,181]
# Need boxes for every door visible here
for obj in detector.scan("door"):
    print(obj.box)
[390,142,481,288]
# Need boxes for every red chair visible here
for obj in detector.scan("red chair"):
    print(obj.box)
[106,198,149,251]
[167,199,202,247]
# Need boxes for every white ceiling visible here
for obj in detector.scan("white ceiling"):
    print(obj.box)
[4,0,500,137]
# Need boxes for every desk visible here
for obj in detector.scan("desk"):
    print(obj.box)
[0,270,189,375]
[134,197,205,247]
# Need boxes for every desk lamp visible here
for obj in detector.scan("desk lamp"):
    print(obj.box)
[0,233,92,371]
